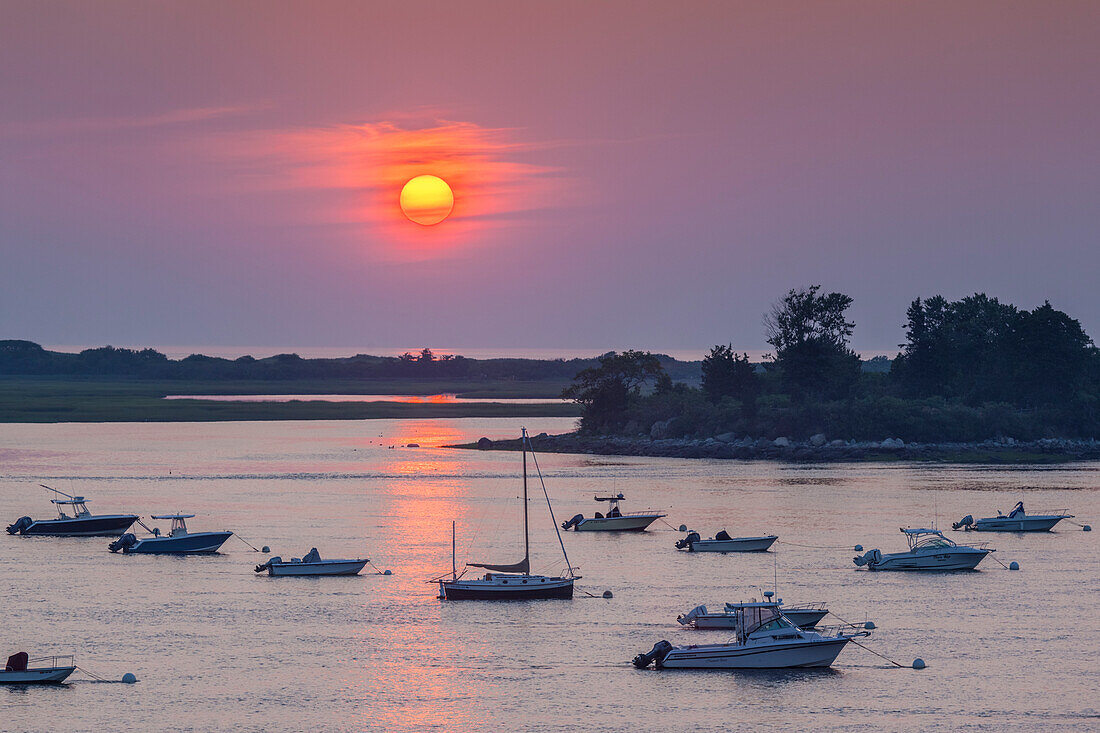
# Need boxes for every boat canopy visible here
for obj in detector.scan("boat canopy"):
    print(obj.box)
[738,604,783,637]
[151,514,195,519]
[51,497,86,505]
[594,494,626,502]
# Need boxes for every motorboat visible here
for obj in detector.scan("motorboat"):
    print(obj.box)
[635,604,866,669]
[0,652,75,684]
[953,502,1074,532]
[854,528,992,571]
[255,548,368,576]
[108,514,233,554]
[678,595,829,630]
[675,530,777,552]
[560,494,666,532]
[438,429,577,600]
[7,485,137,537]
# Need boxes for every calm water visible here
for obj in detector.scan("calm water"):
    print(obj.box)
[1,419,1097,732]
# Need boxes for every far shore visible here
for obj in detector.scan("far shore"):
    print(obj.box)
[453,432,1100,464]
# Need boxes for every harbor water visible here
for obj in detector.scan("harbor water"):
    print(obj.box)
[1,419,1097,732]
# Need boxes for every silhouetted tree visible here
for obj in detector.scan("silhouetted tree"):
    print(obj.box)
[764,286,860,400]
[701,344,758,413]
[562,350,666,432]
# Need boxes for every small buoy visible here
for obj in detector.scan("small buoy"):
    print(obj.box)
[121,673,137,684]
[1009,561,1019,570]
[864,621,876,630]
[854,544,863,552]
[678,524,687,532]
[602,590,613,599]
[261,546,270,554]
[383,569,392,575]
[1083,525,1092,531]
[912,658,926,670]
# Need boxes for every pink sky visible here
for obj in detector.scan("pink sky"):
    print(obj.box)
[2,1,1098,354]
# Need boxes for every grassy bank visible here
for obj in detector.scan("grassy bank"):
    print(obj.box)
[0,377,580,422]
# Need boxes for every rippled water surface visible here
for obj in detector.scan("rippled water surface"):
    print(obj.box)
[1,419,1097,732]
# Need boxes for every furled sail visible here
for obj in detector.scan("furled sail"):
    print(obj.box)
[467,556,530,573]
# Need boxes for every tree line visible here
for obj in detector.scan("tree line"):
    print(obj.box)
[563,287,1100,441]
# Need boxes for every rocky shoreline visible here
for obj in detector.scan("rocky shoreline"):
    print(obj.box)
[455,432,1100,463]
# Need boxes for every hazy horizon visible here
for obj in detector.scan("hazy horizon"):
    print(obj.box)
[3,2,1099,351]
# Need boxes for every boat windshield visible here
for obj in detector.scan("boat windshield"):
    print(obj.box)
[911,533,956,550]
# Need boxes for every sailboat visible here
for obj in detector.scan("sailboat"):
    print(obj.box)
[438,428,577,600]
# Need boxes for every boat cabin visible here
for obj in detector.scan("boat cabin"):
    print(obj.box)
[151,514,194,537]
[594,493,626,518]
[902,528,957,551]
[51,498,91,519]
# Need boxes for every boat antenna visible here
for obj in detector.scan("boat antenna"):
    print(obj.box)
[526,429,576,579]
[522,428,530,576]
[39,484,74,500]
[773,550,778,597]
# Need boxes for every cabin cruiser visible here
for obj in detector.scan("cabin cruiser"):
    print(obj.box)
[678,594,829,630]
[108,514,233,554]
[438,429,577,600]
[0,652,75,684]
[675,530,778,552]
[854,528,992,571]
[255,548,368,576]
[953,502,1073,532]
[635,604,865,669]
[560,494,666,532]
[7,486,137,537]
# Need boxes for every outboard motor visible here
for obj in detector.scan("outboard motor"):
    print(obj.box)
[677,605,707,626]
[952,515,975,530]
[561,514,585,530]
[255,556,281,573]
[853,548,882,568]
[674,531,700,550]
[632,640,674,669]
[6,516,33,535]
[108,533,137,553]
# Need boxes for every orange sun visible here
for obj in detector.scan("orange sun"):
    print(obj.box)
[399,174,454,225]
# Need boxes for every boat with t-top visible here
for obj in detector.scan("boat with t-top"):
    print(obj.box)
[7,485,137,537]
[437,429,577,600]
[109,514,233,554]
[678,593,829,630]
[560,494,666,532]
[854,528,992,571]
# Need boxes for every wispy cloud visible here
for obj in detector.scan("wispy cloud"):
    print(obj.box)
[0,105,262,137]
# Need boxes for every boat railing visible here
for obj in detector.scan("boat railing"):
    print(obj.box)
[1021,508,1071,517]
[28,655,74,668]
[812,624,871,639]
[606,510,665,518]
[782,601,827,611]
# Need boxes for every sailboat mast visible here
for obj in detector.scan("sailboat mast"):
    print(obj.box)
[522,428,530,575]
[452,520,457,581]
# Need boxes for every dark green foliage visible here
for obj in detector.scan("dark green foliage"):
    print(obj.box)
[701,345,758,409]
[562,350,666,432]
[764,286,861,400]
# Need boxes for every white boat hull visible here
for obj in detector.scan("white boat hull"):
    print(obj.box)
[0,666,75,684]
[868,548,990,571]
[688,535,777,552]
[687,608,829,630]
[573,514,664,532]
[267,559,367,576]
[659,638,851,669]
[971,516,1064,532]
